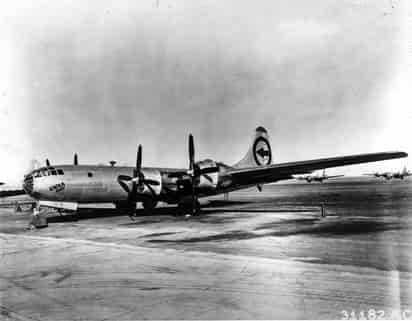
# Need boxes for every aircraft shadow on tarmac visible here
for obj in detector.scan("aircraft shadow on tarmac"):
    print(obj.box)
[45,201,318,225]
[45,200,254,223]
[45,207,173,223]
[43,200,408,241]
[147,219,406,243]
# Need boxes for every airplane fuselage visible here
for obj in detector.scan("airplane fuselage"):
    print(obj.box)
[22,163,238,205]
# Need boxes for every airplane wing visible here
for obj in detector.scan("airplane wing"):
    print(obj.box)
[223,151,407,186]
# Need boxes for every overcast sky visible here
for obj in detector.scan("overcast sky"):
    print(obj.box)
[0,0,411,183]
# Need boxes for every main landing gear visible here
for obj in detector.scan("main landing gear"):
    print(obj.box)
[115,199,158,219]
[178,199,201,216]
[142,199,158,213]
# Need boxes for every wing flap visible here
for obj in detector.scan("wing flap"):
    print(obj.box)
[225,151,407,185]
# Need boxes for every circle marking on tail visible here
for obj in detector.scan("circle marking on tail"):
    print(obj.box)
[253,137,272,166]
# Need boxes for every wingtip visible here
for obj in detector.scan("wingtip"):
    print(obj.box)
[384,151,408,158]
[395,151,408,158]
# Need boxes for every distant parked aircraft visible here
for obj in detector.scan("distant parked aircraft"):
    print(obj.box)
[363,166,411,180]
[294,169,344,183]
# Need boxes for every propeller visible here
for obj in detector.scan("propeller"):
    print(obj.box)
[184,134,219,214]
[117,145,160,216]
[74,153,78,165]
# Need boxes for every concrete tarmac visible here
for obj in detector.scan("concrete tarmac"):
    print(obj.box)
[1,179,412,319]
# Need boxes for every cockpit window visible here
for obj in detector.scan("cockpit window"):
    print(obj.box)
[29,167,64,178]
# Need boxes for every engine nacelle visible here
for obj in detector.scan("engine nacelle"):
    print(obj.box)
[137,168,162,197]
[195,159,219,193]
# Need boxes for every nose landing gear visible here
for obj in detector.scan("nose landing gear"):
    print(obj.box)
[29,204,48,229]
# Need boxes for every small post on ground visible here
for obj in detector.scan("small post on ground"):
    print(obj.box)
[15,202,22,212]
[320,203,326,218]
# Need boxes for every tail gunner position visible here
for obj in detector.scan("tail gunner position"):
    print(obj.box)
[7,127,407,215]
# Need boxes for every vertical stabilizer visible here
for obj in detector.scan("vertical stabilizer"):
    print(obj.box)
[233,126,272,168]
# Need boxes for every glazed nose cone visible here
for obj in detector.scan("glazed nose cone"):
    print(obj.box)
[22,173,34,195]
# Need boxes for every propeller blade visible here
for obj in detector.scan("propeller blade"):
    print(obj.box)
[188,134,195,172]
[118,175,133,181]
[137,145,142,173]
[74,153,78,165]
[117,177,131,194]
[130,145,142,201]
[46,159,50,167]
[142,178,161,186]
[198,166,219,175]
[144,182,157,197]
[167,171,188,178]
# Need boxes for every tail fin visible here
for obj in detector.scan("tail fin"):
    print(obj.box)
[233,126,272,168]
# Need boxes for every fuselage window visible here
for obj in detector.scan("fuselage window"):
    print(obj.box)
[51,170,57,175]
[57,169,64,175]
[88,172,93,177]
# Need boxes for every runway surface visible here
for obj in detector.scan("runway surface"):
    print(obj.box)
[1,178,412,319]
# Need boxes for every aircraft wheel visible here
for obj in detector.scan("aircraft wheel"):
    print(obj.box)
[192,200,201,216]
[178,200,201,216]
[176,203,192,216]
[177,203,189,216]
[115,201,135,215]
[142,199,158,213]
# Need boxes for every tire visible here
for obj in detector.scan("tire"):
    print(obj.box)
[177,200,201,216]
[193,200,201,216]
[115,201,135,215]
[142,199,158,213]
